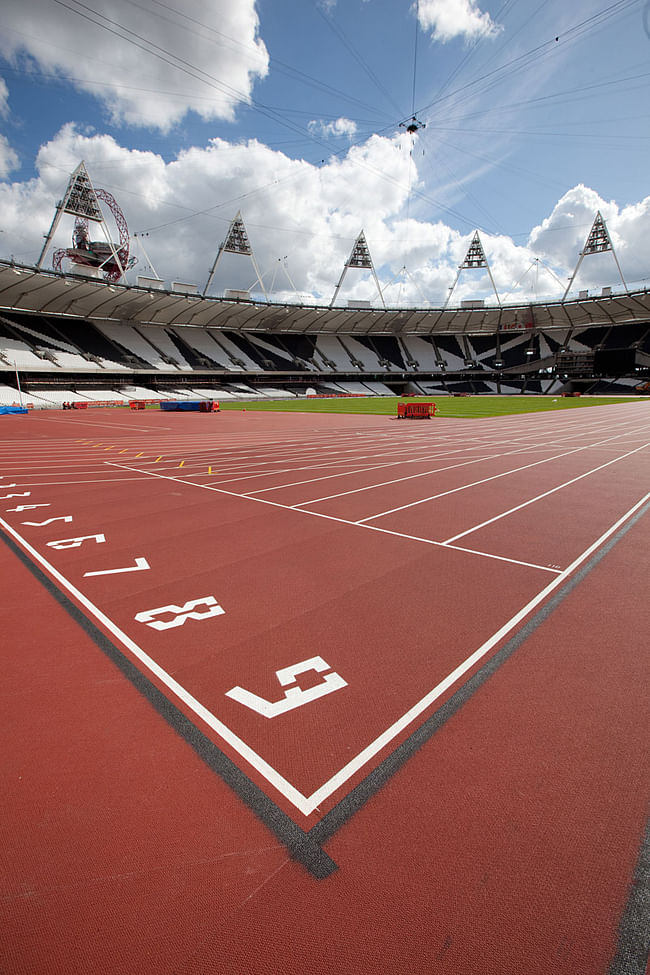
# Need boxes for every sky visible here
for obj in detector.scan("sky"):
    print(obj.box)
[0,0,649,307]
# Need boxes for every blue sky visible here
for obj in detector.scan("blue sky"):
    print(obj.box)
[1,0,649,304]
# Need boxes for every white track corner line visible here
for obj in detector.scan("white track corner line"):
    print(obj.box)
[302,490,650,812]
[2,491,648,818]
[0,516,313,817]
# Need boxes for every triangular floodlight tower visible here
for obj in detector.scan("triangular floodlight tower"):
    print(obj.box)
[330,231,386,309]
[562,211,627,300]
[37,161,125,279]
[443,231,500,309]
[203,211,268,299]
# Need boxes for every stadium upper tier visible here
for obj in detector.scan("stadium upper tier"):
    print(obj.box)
[2,261,650,335]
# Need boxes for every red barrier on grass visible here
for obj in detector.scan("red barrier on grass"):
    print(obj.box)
[397,401,436,419]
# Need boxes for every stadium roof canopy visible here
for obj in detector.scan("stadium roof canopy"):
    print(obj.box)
[1,261,649,335]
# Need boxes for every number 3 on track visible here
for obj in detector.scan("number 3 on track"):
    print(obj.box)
[226,656,347,718]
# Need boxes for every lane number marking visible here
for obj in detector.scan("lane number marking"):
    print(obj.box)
[47,533,106,550]
[226,656,347,718]
[6,504,51,512]
[134,595,225,630]
[22,516,73,527]
[84,557,150,577]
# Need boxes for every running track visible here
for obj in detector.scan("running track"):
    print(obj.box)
[1,401,648,974]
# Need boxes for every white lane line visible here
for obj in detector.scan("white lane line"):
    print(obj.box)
[292,454,503,506]
[0,515,314,817]
[443,441,650,544]
[302,491,650,814]
[25,416,163,432]
[355,428,648,524]
[0,478,152,487]
[106,462,559,573]
[352,524,562,573]
[243,449,494,498]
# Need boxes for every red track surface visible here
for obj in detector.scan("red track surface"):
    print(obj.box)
[1,402,648,973]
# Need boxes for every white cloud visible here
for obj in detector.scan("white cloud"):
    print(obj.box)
[308,117,358,139]
[0,77,9,118]
[0,79,19,178]
[1,126,648,304]
[0,0,269,130]
[0,135,19,179]
[418,0,502,43]
[528,185,650,293]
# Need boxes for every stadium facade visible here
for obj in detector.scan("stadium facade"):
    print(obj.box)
[0,259,649,408]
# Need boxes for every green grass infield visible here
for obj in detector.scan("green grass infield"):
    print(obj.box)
[218,394,648,419]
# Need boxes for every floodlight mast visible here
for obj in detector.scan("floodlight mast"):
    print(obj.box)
[443,231,500,309]
[330,231,385,308]
[37,161,129,281]
[562,211,628,300]
[204,211,268,299]
[37,161,103,268]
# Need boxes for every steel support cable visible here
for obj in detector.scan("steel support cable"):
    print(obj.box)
[447,0,549,101]
[1,54,386,128]
[430,68,650,128]
[423,0,520,111]
[36,0,573,250]
[432,133,567,196]
[43,0,611,249]
[50,0,366,157]
[311,0,407,120]
[138,0,395,120]
[416,0,642,123]
[419,130,507,236]
[411,0,419,116]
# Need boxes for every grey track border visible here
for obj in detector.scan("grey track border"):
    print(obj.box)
[608,817,650,975]
[309,497,650,846]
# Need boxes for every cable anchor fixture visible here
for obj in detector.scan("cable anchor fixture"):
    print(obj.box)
[399,116,426,135]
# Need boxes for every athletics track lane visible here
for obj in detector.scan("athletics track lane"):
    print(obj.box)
[1,403,648,974]
[1,461,552,815]
[0,451,648,974]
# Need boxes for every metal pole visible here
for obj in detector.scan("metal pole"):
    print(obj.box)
[14,361,23,407]
[37,205,63,268]
[203,242,225,296]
